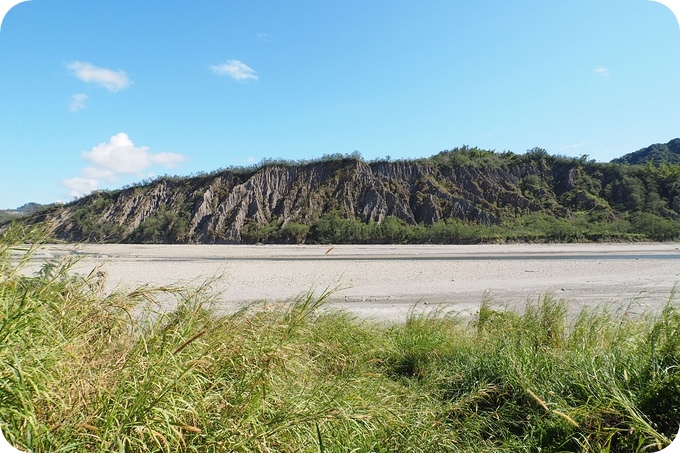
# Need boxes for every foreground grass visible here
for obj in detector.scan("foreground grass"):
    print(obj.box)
[0,227,678,452]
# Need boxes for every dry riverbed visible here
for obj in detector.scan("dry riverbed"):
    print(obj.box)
[20,242,680,322]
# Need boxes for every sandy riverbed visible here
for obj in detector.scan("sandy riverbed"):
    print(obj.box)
[20,242,680,323]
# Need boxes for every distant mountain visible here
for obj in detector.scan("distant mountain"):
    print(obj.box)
[0,202,46,223]
[612,138,680,165]
[10,145,680,244]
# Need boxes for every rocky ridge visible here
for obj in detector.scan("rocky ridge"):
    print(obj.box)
[22,147,660,244]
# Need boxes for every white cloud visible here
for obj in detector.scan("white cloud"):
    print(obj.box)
[62,133,186,198]
[209,60,258,81]
[69,93,88,112]
[83,132,185,175]
[594,67,609,77]
[82,165,116,181]
[67,61,132,92]
[62,177,99,197]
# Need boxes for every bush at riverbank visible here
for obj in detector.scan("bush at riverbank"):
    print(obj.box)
[1,226,678,452]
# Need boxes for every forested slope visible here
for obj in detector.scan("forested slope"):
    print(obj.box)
[10,146,680,243]
[612,138,680,165]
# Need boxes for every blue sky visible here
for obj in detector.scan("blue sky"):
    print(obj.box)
[1,0,679,209]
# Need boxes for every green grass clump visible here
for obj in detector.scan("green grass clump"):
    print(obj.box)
[0,225,678,452]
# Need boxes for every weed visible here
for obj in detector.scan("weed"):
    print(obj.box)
[0,227,678,452]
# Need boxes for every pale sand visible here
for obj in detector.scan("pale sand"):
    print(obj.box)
[21,243,680,323]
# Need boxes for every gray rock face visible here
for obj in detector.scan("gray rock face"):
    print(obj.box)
[31,158,601,243]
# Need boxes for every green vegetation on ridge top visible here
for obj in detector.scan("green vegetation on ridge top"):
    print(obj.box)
[613,138,680,166]
[1,225,679,452]
[5,144,680,244]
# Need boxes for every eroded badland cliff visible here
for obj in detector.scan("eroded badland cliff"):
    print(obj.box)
[14,145,680,243]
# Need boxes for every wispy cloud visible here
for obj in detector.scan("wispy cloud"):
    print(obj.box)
[209,60,258,81]
[560,142,590,151]
[593,67,609,77]
[67,61,132,92]
[68,93,88,112]
[62,133,186,197]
